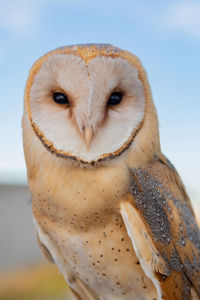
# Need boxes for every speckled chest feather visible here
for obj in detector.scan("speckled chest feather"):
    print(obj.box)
[30,155,158,300]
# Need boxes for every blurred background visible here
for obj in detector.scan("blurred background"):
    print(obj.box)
[0,0,200,299]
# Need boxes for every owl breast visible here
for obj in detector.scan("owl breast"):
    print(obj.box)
[31,162,158,300]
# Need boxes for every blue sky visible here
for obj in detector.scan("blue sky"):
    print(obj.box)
[0,0,199,204]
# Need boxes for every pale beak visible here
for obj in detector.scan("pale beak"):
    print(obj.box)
[83,126,94,150]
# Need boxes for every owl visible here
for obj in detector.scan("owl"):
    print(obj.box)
[22,44,200,300]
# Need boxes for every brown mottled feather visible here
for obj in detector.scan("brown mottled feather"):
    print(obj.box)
[157,154,194,213]
[125,155,200,299]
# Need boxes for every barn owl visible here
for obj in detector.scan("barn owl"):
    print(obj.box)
[22,44,200,300]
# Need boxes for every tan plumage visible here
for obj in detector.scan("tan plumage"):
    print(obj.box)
[23,44,200,299]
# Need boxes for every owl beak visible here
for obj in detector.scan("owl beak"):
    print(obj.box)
[83,126,94,150]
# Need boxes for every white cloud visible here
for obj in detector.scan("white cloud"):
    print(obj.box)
[163,1,200,38]
[0,0,92,37]
[1,0,200,39]
[0,0,39,37]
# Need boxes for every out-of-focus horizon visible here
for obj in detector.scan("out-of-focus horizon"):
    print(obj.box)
[0,0,200,205]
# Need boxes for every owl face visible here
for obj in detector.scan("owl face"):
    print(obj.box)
[25,44,153,165]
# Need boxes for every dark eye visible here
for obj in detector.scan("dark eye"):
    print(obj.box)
[52,92,69,104]
[107,92,123,106]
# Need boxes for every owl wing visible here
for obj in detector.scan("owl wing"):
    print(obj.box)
[120,154,200,300]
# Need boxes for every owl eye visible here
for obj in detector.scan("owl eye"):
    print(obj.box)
[52,92,69,104]
[107,92,123,106]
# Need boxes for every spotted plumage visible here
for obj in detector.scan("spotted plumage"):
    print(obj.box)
[23,44,200,299]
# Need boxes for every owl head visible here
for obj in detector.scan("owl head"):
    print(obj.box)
[23,44,160,167]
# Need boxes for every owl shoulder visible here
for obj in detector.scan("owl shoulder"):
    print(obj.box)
[120,154,200,298]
